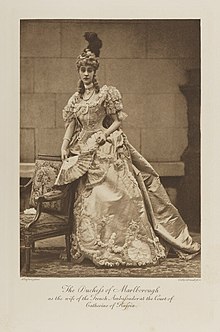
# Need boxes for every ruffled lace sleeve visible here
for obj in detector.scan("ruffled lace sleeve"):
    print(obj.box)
[62,92,79,129]
[104,86,128,121]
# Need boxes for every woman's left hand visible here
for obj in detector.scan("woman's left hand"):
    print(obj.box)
[96,131,107,145]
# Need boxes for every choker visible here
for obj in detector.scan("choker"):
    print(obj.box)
[84,83,94,92]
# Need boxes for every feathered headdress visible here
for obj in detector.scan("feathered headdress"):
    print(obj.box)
[76,32,102,70]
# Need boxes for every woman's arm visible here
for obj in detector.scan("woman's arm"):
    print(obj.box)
[105,114,122,136]
[97,114,122,145]
[61,119,75,160]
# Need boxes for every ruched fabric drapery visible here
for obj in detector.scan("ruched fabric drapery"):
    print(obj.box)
[55,85,200,267]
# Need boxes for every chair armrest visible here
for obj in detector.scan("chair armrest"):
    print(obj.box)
[24,186,69,229]
[24,200,42,230]
[37,187,68,202]
[20,178,33,193]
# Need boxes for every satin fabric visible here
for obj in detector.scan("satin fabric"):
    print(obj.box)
[55,85,200,267]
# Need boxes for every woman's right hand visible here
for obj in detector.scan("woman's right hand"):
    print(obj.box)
[61,148,69,161]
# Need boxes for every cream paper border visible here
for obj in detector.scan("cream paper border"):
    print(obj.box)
[1,1,220,331]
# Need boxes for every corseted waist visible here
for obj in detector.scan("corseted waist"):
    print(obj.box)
[78,126,105,140]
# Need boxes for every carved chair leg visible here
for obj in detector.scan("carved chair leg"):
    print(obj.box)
[32,241,35,252]
[20,249,25,272]
[25,247,31,272]
[65,234,71,262]
[24,233,32,273]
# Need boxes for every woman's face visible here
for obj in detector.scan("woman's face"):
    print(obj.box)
[79,65,95,85]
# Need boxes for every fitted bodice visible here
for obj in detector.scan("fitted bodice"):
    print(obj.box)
[63,85,125,152]
[74,96,106,132]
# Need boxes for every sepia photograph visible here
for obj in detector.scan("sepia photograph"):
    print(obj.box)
[2,0,220,330]
[20,19,201,278]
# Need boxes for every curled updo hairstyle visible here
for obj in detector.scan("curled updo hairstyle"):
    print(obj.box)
[76,32,102,71]
[76,32,102,97]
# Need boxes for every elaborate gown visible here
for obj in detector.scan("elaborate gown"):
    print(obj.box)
[55,85,200,267]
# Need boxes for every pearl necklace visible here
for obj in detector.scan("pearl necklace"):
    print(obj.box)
[83,88,95,101]
[82,84,95,126]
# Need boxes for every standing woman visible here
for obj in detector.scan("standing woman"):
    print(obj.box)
[55,32,200,267]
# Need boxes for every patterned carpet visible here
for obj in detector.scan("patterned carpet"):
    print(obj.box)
[21,234,201,278]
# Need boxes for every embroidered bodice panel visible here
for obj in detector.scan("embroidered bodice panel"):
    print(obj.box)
[63,85,125,134]
[74,99,106,132]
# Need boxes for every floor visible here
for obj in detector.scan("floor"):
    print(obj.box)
[20,233,201,278]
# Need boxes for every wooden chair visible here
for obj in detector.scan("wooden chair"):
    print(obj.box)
[20,154,75,274]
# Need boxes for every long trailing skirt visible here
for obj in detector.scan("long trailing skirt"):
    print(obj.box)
[55,129,200,267]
